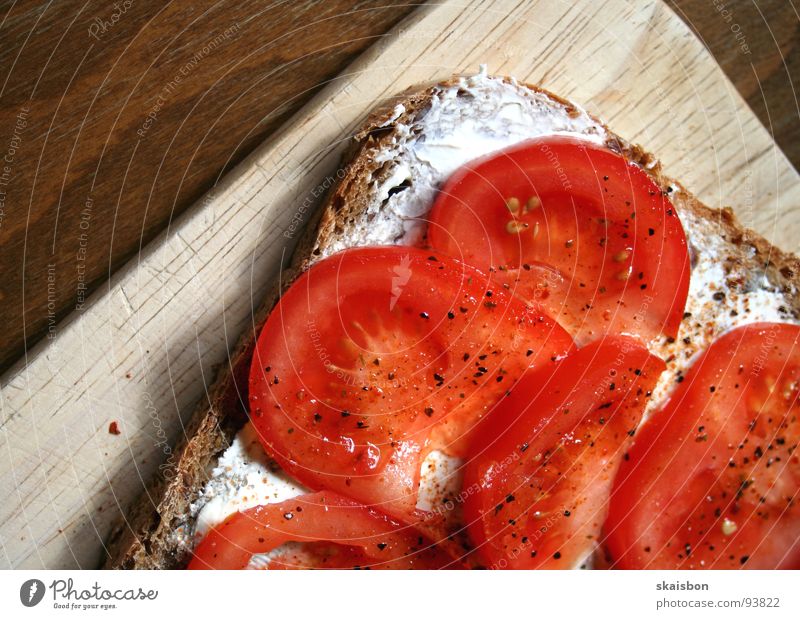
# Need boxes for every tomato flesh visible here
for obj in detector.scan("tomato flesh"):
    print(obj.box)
[249,247,574,519]
[606,323,800,569]
[188,491,454,569]
[427,136,690,345]
[463,336,665,568]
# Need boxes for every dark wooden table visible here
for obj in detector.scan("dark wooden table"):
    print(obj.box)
[0,0,797,374]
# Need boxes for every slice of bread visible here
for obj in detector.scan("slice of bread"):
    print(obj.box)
[103,72,800,569]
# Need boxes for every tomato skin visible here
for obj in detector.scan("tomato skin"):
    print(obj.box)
[249,247,574,520]
[188,491,454,569]
[462,336,665,569]
[605,323,800,569]
[427,136,690,345]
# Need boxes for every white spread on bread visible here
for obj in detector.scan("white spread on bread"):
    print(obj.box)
[648,207,795,409]
[321,69,606,254]
[191,423,307,540]
[183,72,797,565]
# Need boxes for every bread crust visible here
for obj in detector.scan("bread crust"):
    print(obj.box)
[104,76,800,569]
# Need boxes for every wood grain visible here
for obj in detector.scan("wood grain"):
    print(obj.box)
[0,0,419,374]
[0,0,798,568]
[667,0,799,170]
[0,0,797,375]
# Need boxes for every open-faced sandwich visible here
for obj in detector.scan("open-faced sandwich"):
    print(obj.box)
[105,70,800,570]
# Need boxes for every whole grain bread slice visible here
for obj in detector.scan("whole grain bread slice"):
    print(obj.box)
[103,75,800,569]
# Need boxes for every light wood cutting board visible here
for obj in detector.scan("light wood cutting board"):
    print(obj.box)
[2,0,798,568]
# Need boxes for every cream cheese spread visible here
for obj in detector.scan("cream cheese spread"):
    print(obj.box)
[186,71,796,567]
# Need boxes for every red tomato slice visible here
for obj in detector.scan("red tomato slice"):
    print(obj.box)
[265,542,389,570]
[605,323,800,569]
[462,337,665,569]
[426,136,690,345]
[249,247,574,519]
[188,491,454,569]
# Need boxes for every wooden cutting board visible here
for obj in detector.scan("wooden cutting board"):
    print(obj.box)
[2,0,798,569]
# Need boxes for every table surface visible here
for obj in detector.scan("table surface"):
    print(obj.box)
[0,0,798,375]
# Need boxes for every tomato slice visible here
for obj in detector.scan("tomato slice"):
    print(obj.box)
[264,542,391,570]
[188,491,454,569]
[426,136,690,345]
[249,247,574,519]
[605,323,800,569]
[462,337,665,568]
